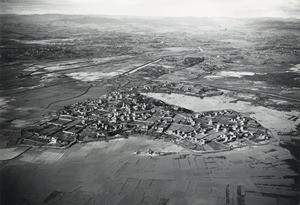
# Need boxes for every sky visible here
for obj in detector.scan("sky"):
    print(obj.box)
[0,0,299,18]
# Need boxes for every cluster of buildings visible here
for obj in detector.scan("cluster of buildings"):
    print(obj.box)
[20,88,271,151]
[139,81,223,98]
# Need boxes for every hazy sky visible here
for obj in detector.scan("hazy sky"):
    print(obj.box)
[1,0,299,18]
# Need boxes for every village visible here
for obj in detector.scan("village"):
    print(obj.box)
[138,81,224,98]
[20,83,272,152]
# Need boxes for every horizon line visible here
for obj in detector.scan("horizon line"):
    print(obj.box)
[1,12,299,20]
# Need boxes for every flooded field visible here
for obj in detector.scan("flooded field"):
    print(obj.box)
[66,71,121,81]
[205,71,262,79]
[289,64,300,73]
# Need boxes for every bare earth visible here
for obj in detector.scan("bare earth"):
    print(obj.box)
[0,15,299,205]
[1,137,297,205]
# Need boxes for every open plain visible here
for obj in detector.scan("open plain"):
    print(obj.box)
[0,15,300,204]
